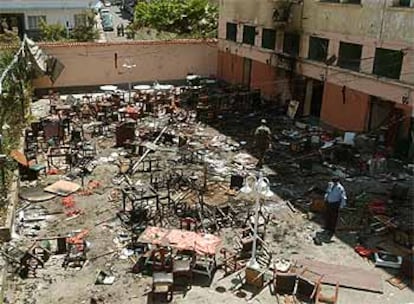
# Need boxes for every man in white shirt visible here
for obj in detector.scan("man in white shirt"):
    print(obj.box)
[324,176,347,238]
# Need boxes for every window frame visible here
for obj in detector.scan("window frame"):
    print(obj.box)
[308,36,329,62]
[27,15,46,30]
[226,22,237,42]
[74,13,87,28]
[242,25,256,46]
[392,0,414,7]
[283,32,300,57]
[373,48,403,80]
[337,41,363,71]
[261,28,276,50]
[319,0,361,4]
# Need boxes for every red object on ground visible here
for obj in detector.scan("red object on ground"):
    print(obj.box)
[368,199,386,215]
[354,245,377,258]
[65,209,82,217]
[47,168,59,175]
[62,195,75,208]
[67,229,89,245]
[88,180,101,189]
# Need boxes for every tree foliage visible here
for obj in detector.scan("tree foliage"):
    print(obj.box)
[39,10,98,42]
[0,31,20,45]
[40,21,67,42]
[133,0,218,38]
[70,10,99,42]
[0,50,32,154]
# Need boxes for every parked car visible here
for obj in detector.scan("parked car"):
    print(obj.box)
[100,8,110,18]
[104,1,112,7]
[102,14,114,31]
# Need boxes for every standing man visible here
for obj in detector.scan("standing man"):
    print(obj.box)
[324,176,347,239]
[254,119,272,168]
[120,23,125,37]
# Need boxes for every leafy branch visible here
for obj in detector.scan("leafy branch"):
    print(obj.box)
[132,0,218,39]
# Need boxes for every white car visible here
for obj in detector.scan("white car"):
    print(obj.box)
[100,8,110,18]
[104,1,111,7]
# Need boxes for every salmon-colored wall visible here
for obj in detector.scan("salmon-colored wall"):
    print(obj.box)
[321,82,370,132]
[32,40,217,89]
[250,60,277,99]
[218,51,280,99]
[217,50,243,84]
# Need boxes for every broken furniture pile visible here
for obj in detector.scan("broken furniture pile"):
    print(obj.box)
[5,77,413,304]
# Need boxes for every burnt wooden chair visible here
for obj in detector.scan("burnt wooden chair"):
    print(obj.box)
[151,247,174,302]
[180,217,198,232]
[173,249,195,288]
[192,249,216,281]
[220,248,244,276]
[316,282,339,304]
[295,274,323,303]
[273,271,297,296]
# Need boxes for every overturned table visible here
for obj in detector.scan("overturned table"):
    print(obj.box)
[138,226,221,279]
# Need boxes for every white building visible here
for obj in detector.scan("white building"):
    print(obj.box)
[0,0,93,39]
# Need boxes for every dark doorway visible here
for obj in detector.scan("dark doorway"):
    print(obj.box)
[0,14,25,39]
[310,80,324,117]
[368,96,406,150]
[368,97,393,131]
[243,58,252,88]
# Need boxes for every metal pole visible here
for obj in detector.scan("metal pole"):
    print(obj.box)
[249,190,260,270]
[128,79,131,103]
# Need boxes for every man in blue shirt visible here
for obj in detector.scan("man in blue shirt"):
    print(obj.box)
[324,176,347,238]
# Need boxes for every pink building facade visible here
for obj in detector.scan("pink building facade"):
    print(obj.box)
[217,0,413,152]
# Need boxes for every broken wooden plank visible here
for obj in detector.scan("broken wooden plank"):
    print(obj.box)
[296,258,383,293]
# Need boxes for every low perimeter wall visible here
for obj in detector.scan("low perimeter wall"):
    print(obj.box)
[32,39,218,90]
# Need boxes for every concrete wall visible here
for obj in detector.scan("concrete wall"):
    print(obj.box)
[302,0,414,45]
[301,0,414,85]
[217,50,286,99]
[320,82,370,132]
[217,50,244,84]
[217,0,414,120]
[250,59,279,99]
[32,40,218,89]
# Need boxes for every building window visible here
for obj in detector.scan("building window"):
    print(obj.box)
[74,14,87,27]
[243,25,256,46]
[308,36,329,62]
[373,48,403,80]
[395,0,413,7]
[226,22,237,42]
[262,28,276,50]
[283,33,300,56]
[337,42,362,71]
[320,0,361,3]
[27,16,46,30]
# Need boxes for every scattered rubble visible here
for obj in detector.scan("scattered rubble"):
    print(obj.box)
[0,79,413,304]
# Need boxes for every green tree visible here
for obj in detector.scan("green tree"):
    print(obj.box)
[40,20,67,42]
[0,31,20,45]
[71,10,99,42]
[0,50,32,153]
[133,0,218,38]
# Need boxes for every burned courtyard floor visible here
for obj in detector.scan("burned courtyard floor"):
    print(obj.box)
[1,88,413,304]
